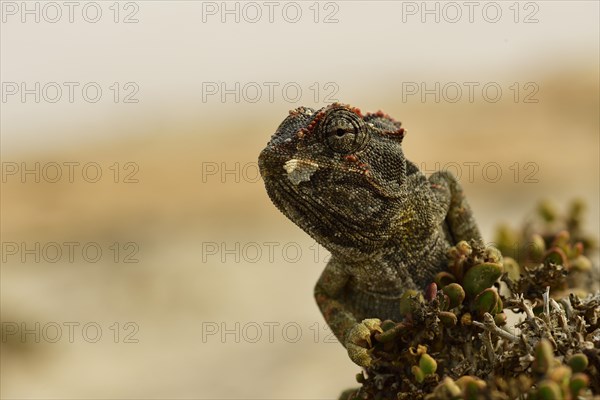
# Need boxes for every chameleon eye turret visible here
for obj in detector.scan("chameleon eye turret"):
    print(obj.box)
[319,106,368,154]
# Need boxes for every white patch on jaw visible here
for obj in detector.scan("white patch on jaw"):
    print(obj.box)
[283,159,319,185]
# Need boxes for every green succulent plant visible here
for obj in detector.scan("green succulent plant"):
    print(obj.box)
[341,201,599,400]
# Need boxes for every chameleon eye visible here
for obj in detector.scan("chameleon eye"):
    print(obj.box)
[322,111,367,154]
[335,128,348,137]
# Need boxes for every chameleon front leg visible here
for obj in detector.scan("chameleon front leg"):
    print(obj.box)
[429,171,483,245]
[314,258,382,367]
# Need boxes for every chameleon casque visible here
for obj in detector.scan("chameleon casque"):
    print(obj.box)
[258,103,483,367]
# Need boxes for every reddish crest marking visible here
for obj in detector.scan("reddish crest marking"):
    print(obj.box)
[306,103,364,135]
[350,106,363,118]
[365,110,401,125]
[366,110,394,120]
[331,102,363,117]
[299,103,403,139]
[365,109,406,139]
[306,108,328,134]
[288,106,309,116]
[345,154,358,163]
[388,127,406,137]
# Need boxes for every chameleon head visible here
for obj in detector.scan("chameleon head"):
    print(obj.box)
[258,103,408,254]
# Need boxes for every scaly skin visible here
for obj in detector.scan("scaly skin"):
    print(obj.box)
[258,103,483,367]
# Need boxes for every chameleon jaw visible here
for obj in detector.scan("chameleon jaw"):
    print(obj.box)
[283,158,319,185]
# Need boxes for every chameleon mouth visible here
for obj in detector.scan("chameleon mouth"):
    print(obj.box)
[264,174,387,251]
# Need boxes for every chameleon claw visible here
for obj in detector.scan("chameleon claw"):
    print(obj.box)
[347,342,374,368]
[345,318,382,367]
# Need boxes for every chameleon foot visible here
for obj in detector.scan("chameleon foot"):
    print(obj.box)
[345,318,382,367]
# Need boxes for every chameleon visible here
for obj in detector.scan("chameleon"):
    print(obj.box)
[258,103,483,367]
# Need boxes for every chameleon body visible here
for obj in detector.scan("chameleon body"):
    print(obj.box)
[258,103,483,367]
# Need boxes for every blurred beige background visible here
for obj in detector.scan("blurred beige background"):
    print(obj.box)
[1,1,598,399]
